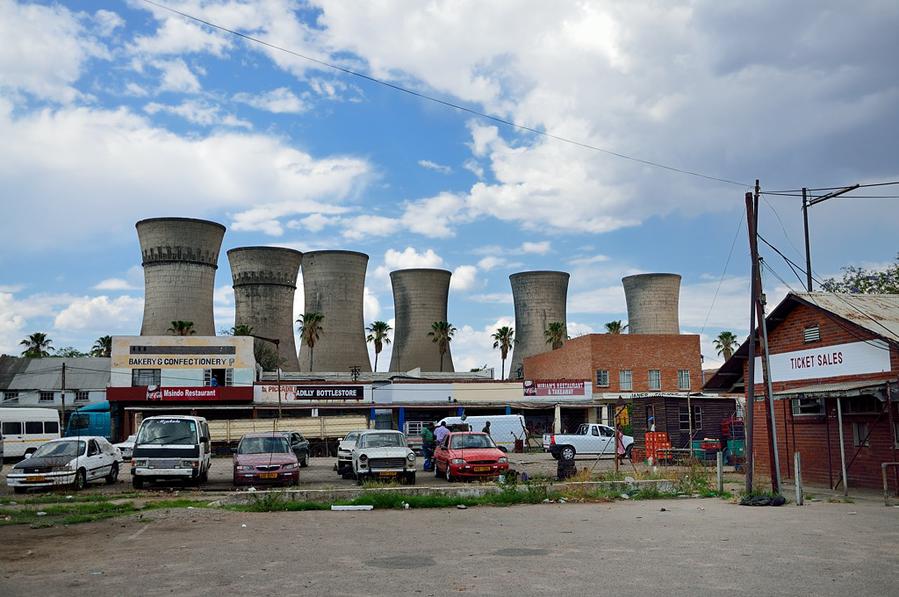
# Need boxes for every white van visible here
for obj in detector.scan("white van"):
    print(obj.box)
[434,414,527,452]
[131,415,212,488]
[0,408,61,459]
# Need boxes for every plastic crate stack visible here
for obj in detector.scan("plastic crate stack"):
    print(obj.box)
[721,416,745,465]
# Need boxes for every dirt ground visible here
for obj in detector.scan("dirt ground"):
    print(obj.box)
[1,496,897,596]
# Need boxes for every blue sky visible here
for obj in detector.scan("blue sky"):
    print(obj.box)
[1,0,898,373]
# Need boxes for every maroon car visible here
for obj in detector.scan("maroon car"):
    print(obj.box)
[233,432,300,487]
[433,432,509,481]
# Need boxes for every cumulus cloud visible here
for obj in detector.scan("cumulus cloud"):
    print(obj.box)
[144,100,252,129]
[450,265,479,292]
[130,12,230,56]
[450,317,515,377]
[234,87,307,114]
[151,58,203,93]
[519,241,551,255]
[417,159,452,174]
[94,278,139,291]
[54,296,143,331]
[384,248,445,270]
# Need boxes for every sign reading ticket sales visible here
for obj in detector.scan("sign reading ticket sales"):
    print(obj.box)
[754,339,891,384]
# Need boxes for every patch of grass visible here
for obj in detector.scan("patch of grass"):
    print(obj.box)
[142,498,210,511]
[827,496,854,504]
[0,500,140,526]
[0,492,140,506]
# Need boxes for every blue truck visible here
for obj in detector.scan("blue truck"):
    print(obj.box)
[65,401,113,440]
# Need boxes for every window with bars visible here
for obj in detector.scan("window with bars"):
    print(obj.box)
[132,369,161,386]
[75,390,89,402]
[679,405,702,431]
[677,369,691,390]
[803,324,820,343]
[596,370,609,387]
[204,368,233,387]
[3,391,18,403]
[619,370,632,391]
[852,422,869,447]
[648,370,661,391]
[39,391,54,402]
[791,397,825,416]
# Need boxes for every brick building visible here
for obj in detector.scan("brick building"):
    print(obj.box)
[704,292,899,493]
[523,333,703,425]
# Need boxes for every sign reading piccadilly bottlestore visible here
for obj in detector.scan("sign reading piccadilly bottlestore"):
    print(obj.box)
[255,385,366,403]
[111,336,254,369]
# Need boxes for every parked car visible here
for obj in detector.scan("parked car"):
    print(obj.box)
[233,432,300,487]
[352,430,416,485]
[547,423,634,461]
[0,407,61,459]
[281,431,310,467]
[6,436,122,493]
[433,432,509,482]
[335,430,363,478]
[114,434,136,460]
[434,415,526,452]
[131,415,212,489]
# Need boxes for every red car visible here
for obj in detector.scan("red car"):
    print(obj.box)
[233,432,300,487]
[433,432,509,481]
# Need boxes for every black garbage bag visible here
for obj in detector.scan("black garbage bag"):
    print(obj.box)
[739,494,786,506]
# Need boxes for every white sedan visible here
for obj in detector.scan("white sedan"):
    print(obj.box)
[352,430,416,485]
[6,436,123,493]
[114,434,136,460]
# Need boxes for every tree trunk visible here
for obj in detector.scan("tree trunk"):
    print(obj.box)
[501,358,505,380]
[374,351,379,372]
[439,351,444,372]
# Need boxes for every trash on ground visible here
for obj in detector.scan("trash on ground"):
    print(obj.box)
[331,505,373,511]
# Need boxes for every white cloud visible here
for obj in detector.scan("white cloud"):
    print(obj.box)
[54,295,143,331]
[400,192,468,238]
[450,265,479,292]
[340,215,403,241]
[288,213,340,233]
[234,87,307,114]
[568,254,611,266]
[130,14,230,56]
[145,100,252,129]
[151,58,203,94]
[477,256,507,271]
[567,321,596,338]
[417,159,452,174]
[94,278,138,291]
[450,317,515,377]
[0,1,109,103]
[384,248,445,270]
[519,241,551,255]
[93,10,124,37]
[363,286,381,322]
[469,292,513,304]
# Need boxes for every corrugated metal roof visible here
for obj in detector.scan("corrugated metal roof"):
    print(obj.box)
[795,292,899,343]
[6,358,110,390]
[773,379,898,400]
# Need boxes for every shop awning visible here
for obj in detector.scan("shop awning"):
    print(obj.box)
[773,379,898,401]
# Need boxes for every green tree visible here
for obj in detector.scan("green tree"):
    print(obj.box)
[604,320,627,334]
[227,324,255,336]
[90,335,112,358]
[20,332,53,357]
[167,321,196,336]
[428,321,456,372]
[56,347,87,358]
[544,322,567,350]
[491,326,515,379]
[820,254,899,294]
[254,344,283,371]
[366,320,392,372]
[713,331,739,361]
[297,312,324,371]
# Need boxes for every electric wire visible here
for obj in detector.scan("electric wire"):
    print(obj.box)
[699,210,744,339]
[139,0,749,188]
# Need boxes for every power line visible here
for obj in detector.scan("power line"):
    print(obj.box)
[699,210,744,338]
[139,0,749,188]
[764,180,899,194]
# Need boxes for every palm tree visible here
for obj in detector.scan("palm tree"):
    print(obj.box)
[167,321,196,336]
[544,322,567,350]
[228,324,254,336]
[428,321,456,372]
[491,326,515,379]
[90,335,112,357]
[366,320,392,372]
[297,312,324,371]
[604,320,627,334]
[20,332,53,357]
[714,331,739,361]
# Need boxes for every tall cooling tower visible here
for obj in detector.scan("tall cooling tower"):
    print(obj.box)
[389,268,454,373]
[228,247,303,371]
[508,271,570,380]
[137,217,225,336]
[622,273,681,334]
[298,250,371,372]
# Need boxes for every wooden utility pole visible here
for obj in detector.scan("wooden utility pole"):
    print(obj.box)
[744,192,758,493]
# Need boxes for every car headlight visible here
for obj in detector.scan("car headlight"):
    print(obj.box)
[133,459,149,467]
[451,458,465,465]
[406,452,416,461]
[359,454,368,462]
[236,465,254,471]
[282,463,299,470]
[181,460,196,469]
[498,457,508,463]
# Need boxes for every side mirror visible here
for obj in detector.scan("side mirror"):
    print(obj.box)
[200,436,209,443]
[24,452,32,459]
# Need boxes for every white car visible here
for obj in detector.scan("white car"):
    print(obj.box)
[114,434,136,460]
[335,430,363,478]
[352,430,416,485]
[6,436,123,493]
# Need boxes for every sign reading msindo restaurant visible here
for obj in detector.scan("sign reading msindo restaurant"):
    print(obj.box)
[523,380,586,397]
[754,339,892,384]
[111,336,254,370]
[107,386,253,402]
[255,385,367,403]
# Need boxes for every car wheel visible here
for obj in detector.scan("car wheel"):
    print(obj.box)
[199,468,209,484]
[560,446,576,461]
[301,454,309,468]
[550,452,560,460]
[356,473,366,486]
[13,487,27,494]
[445,466,453,483]
[132,476,144,490]
[434,462,441,478]
[624,444,633,459]
[105,462,119,485]
[74,468,87,491]
[405,472,416,486]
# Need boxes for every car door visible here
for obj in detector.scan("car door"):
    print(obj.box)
[598,426,615,454]
[85,439,106,480]
[434,437,450,472]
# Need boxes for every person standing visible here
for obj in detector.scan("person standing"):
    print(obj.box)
[434,421,450,446]
[421,423,436,471]
[481,421,491,436]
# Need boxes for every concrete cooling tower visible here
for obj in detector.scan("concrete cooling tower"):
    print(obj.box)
[622,273,681,334]
[389,269,454,373]
[508,271,570,380]
[298,250,371,372]
[228,247,303,371]
[137,217,225,336]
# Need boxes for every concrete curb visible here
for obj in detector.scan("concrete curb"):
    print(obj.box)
[219,478,676,505]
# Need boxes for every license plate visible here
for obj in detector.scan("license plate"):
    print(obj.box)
[473,466,491,472]
[27,475,46,482]
[378,471,398,477]
[259,472,278,479]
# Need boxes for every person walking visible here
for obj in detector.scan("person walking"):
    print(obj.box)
[421,423,436,471]
[434,421,450,446]
[481,421,491,436]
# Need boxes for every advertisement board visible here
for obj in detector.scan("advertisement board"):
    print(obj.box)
[111,336,254,370]
[255,385,367,403]
[523,380,586,397]
[107,386,254,402]
[754,339,891,384]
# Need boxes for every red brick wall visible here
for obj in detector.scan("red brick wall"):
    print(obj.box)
[744,302,899,491]
[523,334,703,393]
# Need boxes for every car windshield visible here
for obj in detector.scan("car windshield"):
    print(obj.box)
[137,419,197,445]
[238,436,290,454]
[360,433,405,448]
[451,434,496,449]
[576,424,589,435]
[32,440,84,459]
[344,432,359,443]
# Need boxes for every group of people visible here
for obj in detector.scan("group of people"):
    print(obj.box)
[420,420,492,471]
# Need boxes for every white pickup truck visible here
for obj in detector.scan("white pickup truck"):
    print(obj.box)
[544,423,634,461]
